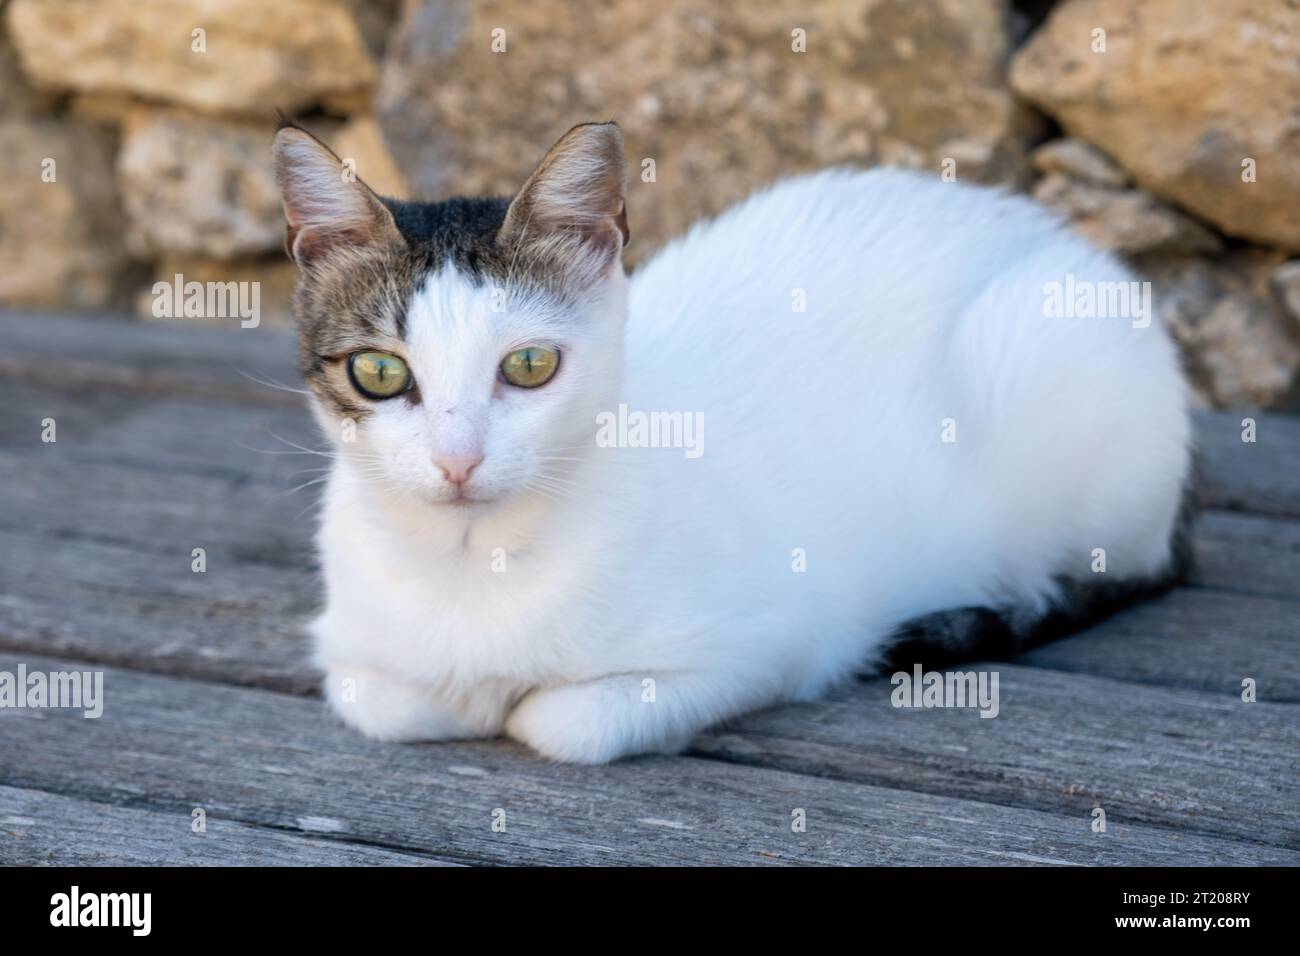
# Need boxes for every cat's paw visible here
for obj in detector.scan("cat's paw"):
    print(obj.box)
[323,667,477,743]
[505,678,685,764]
[505,683,627,764]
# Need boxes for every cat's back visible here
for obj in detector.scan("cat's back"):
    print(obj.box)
[616,166,1188,625]
[627,167,1068,344]
[622,165,1161,423]
[619,167,1187,566]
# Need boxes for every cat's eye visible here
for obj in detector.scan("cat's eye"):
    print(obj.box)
[500,346,560,389]
[348,351,412,399]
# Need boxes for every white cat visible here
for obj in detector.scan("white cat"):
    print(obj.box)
[272,120,1192,764]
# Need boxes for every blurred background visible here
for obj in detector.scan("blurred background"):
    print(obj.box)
[1,0,1298,409]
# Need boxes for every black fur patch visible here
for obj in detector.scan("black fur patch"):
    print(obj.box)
[383,196,511,284]
[881,473,1199,671]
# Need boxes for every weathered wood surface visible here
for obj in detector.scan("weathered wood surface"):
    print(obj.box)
[1194,411,1300,519]
[0,786,441,866]
[0,310,304,408]
[2,655,1294,866]
[0,310,1297,866]
[694,665,1299,848]
[1191,510,1300,602]
[1017,589,1300,700]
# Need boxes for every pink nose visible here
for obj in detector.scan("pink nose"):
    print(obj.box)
[434,454,483,485]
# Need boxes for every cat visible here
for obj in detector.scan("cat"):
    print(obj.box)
[272,118,1193,764]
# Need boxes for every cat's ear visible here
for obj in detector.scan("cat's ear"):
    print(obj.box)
[498,122,629,277]
[272,120,404,266]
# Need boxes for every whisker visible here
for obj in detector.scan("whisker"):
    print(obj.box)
[233,368,312,398]
[272,475,332,501]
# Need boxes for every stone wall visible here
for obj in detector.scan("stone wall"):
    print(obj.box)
[2,0,1297,408]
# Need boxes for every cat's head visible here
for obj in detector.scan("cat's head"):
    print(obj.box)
[272,120,629,510]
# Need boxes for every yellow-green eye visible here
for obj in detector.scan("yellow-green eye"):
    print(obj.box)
[348,351,412,399]
[500,346,560,388]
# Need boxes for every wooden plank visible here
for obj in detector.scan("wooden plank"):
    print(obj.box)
[0,785,446,866]
[0,379,319,484]
[1,654,1292,865]
[1014,588,1300,701]
[0,527,318,694]
[0,389,323,689]
[693,664,1300,850]
[1191,510,1300,602]
[0,445,317,567]
[0,311,300,407]
[1193,411,1300,519]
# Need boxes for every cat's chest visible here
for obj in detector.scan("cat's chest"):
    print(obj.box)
[318,524,614,681]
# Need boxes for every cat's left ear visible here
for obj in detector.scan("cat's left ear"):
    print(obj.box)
[498,122,629,277]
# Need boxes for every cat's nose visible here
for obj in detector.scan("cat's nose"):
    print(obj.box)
[434,454,483,485]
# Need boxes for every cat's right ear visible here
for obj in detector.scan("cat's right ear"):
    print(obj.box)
[272,120,404,267]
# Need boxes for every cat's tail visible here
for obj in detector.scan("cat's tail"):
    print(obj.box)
[880,478,1198,671]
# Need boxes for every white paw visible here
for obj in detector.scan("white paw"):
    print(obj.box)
[505,678,686,764]
[323,667,478,743]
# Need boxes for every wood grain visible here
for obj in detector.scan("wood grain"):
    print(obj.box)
[693,664,1300,849]
[1015,588,1300,701]
[1193,411,1300,519]
[2,655,1292,866]
[0,311,301,407]
[0,785,446,866]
